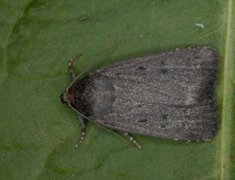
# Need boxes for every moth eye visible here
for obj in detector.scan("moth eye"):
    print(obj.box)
[60,94,66,104]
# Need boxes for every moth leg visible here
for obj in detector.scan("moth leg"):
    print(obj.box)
[68,54,82,81]
[123,132,141,149]
[75,115,87,148]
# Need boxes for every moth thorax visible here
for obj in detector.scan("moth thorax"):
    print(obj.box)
[60,91,75,104]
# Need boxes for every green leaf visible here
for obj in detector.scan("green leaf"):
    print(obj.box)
[0,0,234,179]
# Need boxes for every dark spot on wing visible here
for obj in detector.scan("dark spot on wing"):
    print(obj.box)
[194,56,200,60]
[159,114,168,129]
[161,69,168,74]
[160,123,166,128]
[160,60,165,65]
[138,119,148,123]
[136,66,147,71]
[161,114,168,120]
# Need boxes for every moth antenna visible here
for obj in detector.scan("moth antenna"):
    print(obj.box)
[68,53,82,68]
[68,53,82,81]
[66,53,90,91]
[68,104,142,149]
[68,103,112,130]
[123,132,142,149]
[75,116,87,148]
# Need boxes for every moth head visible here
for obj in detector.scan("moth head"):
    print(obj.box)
[60,91,72,104]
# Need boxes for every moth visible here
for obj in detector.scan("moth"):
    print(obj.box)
[60,47,219,149]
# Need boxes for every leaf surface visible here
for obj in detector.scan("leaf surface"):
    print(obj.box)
[0,0,234,179]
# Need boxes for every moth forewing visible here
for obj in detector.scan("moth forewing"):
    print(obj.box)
[61,47,219,147]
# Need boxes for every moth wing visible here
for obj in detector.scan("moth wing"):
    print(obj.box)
[86,47,219,141]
